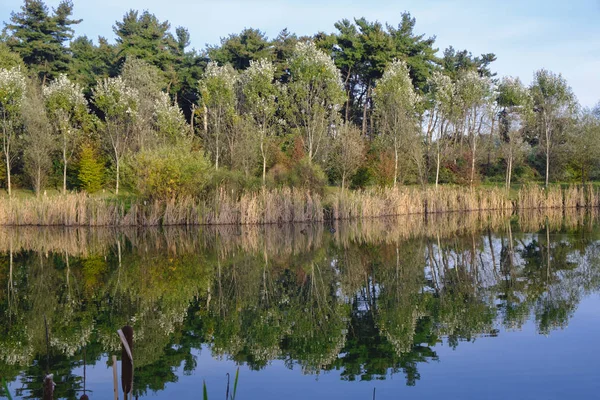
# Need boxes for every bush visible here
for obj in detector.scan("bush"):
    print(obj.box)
[129,145,211,200]
[286,158,327,194]
[77,144,104,193]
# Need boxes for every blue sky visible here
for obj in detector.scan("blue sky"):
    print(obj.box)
[2,0,599,107]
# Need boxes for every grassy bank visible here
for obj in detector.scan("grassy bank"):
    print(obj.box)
[0,184,599,226]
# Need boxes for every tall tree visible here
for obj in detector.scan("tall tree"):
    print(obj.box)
[69,36,116,91]
[240,59,279,185]
[425,71,456,187]
[329,123,364,193]
[455,70,493,187]
[208,28,273,70]
[92,76,138,194]
[43,74,88,194]
[23,79,54,196]
[373,60,421,187]
[113,10,179,91]
[570,106,600,183]
[120,57,166,150]
[497,76,531,189]
[530,69,577,187]
[286,41,344,165]
[5,0,81,84]
[0,67,26,196]
[198,62,237,170]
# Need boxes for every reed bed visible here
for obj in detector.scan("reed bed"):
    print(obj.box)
[331,186,513,220]
[0,184,598,226]
[517,184,600,211]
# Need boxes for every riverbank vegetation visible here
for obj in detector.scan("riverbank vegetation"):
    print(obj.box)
[1,1,600,225]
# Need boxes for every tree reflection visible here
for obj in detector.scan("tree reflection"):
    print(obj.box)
[1,211,600,397]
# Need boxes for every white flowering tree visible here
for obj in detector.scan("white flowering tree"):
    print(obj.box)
[497,76,532,189]
[153,92,188,141]
[530,69,577,187]
[373,60,421,187]
[0,67,26,196]
[455,70,493,187]
[199,62,238,170]
[425,71,456,187]
[240,59,279,184]
[43,74,88,194]
[92,77,138,195]
[329,123,364,193]
[286,41,345,165]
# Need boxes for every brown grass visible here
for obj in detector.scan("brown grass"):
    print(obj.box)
[0,185,598,226]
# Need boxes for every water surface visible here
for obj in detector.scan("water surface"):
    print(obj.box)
[1,211,600,399]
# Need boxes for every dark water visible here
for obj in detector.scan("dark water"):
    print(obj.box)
[1,211,600,399]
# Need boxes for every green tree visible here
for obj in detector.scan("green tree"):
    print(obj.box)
[77,143,103,193]
[208,28,273,70]
[455,70,493,187]
[43,74,88,194]
[424,71,456,187]
[0,43,24,70]
[373,60,421,186]
[497,76,532,189]
[240,59,279,184]
[69,36,116,91]
[530,69,577,187]
[23,79,54,196]
[570,106,600,183]
[92,76,138,195]
[5,0,81,84]
[0,67,26,196]
[113,10,179,91]
[198,62,237,170]
[286,41,344,165]
[329,123,364,192]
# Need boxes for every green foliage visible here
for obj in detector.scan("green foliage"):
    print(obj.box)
[286,157,328,194]
[5,0,81,82]
[77,143,103,193]
[0,43,24,70]
[208,28,273,70]
[128,145,211,200]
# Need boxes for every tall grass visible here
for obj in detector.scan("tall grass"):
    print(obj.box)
[0,184,598,226]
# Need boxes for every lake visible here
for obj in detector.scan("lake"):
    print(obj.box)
[2,210,600,399]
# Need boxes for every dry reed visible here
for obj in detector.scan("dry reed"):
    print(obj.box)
[0,184,598,226]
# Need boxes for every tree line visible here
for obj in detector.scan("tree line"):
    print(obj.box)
[1,0,599,200]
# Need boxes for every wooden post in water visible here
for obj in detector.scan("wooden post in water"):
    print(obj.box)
[118,326,134,399]
[112,355,118,400]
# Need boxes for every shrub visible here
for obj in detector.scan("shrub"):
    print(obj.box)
[129,145,211,200]
[77,144,104,193]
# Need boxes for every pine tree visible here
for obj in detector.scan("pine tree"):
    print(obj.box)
[5,0,81,84]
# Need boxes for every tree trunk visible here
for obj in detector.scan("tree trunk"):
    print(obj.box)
[36,165,41,197]
[63,146,68,195]
[361,82,370,136]
[261,139,267,186]
[394,139,399,188]
[435,146,441,189]
[470,136,477,187]
[115,157,120,195]
[5,150,11,197]
[545,133,550,188]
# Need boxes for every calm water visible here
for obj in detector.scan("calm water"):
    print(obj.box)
[2,211,600,399]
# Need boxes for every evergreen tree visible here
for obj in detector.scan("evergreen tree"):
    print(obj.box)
[5,0,81,84]
[208,28,273,70]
